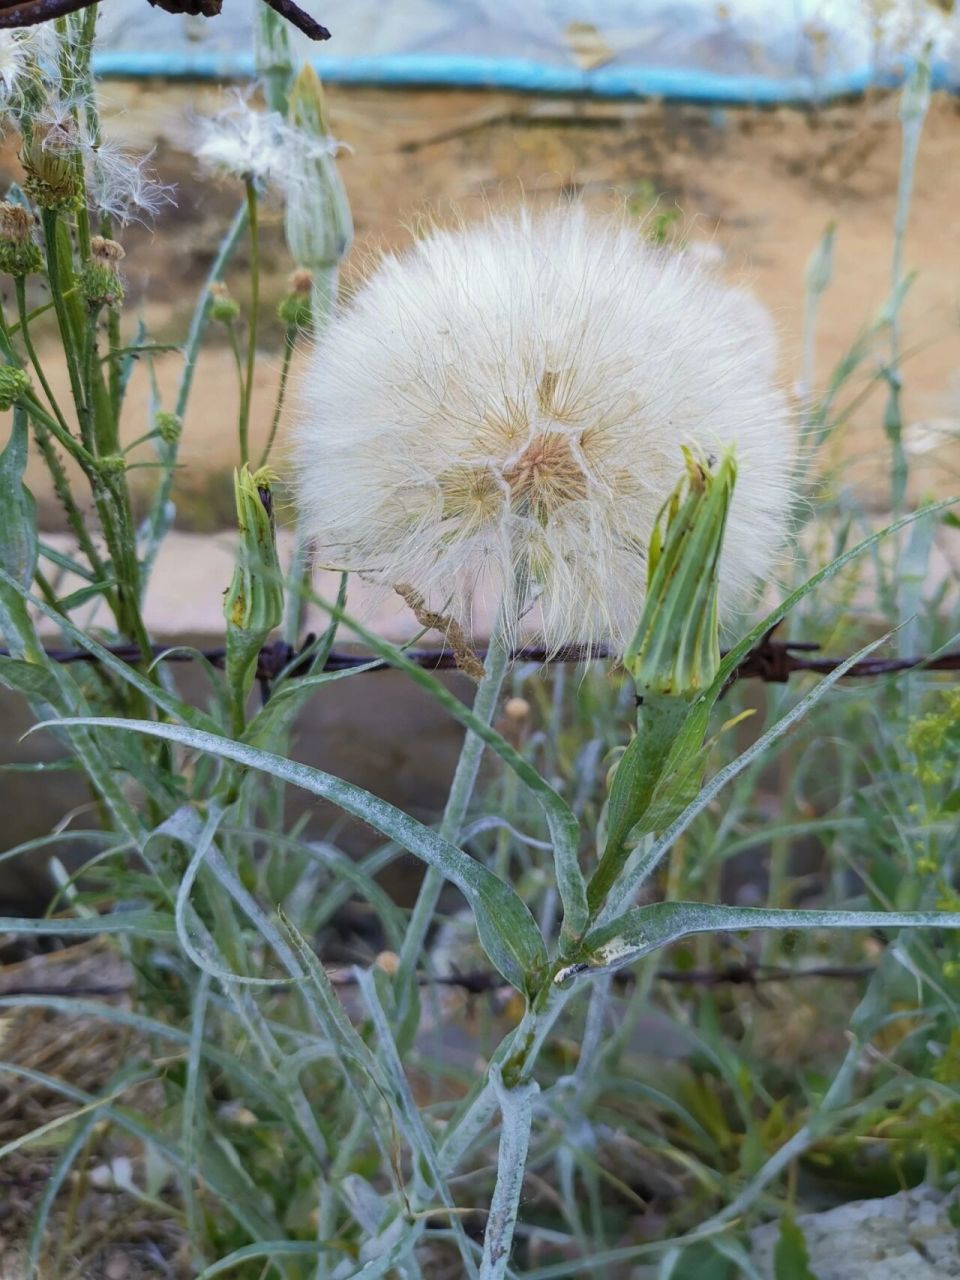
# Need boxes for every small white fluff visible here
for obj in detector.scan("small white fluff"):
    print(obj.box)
[195,93,340,199]
[293,206,794,651]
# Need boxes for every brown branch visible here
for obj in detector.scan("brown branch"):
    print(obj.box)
[0,0,330,37]
[0,0,99,26]
[263,0,330,40]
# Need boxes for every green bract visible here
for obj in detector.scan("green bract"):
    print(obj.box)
[223,464,284,735]
[624,447,735,700]
[284,65,352,321]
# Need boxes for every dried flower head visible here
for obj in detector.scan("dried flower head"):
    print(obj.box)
[293,207,794,651]
[90,235,125,262]
[81,236,125,309]
[0,201,41,276]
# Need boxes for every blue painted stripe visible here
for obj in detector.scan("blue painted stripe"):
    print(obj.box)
[90,51,959,103]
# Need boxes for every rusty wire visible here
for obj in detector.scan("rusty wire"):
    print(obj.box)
[6,630,960,689]
[0,960,878,1000]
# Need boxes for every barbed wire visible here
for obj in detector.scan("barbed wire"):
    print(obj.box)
[7,630,960,688]
[0,960,878,1001]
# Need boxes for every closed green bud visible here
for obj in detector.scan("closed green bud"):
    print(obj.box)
[586,449,738,918]
[209,281,240,324]
[96,454,126,478]
[154,411,182,446]
[624,447,736,701]
[0,364,31,410]
[277,268,313,330]
[284,65,352,322]
[223,465,285,735]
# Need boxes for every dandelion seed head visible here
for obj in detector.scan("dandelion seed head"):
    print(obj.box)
[195,92,341,197]
[27,94,173,224]
[293,207,795,651]
[0,32,31,104]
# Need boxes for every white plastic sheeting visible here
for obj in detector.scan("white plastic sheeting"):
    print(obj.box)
[93,1,960,98]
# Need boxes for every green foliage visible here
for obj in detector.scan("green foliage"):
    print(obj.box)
[0,17,957,1280]
[774,1216,818,1280]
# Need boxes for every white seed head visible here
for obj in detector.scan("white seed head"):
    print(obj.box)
[293,207,794,652]
[0,32,30,104]
[0,26,59,113]
[30,96,173,224]
[195,91,341,199]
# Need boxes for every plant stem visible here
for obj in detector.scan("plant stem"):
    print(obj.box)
[394,630,511,1049]
[15,278,73,442]
[239,179,260,467]
[40,211,87,443]
[257,326,295,469]
[886,56,929,513]
[479,1067,539,1280]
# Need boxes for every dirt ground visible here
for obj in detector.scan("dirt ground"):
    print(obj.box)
[5,81,960,527]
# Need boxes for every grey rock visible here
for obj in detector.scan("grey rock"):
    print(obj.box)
[749,1185,960,1280]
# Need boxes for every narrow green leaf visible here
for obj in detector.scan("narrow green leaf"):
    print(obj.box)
[192,1244,328,1279]
[0,404,38,590]
[572,901,960,980]
[36,717,549,992]
[0,567,223,735]
[0,910,175,938]
[0,1060,281,1241]
[774,1216,819,1280]
[0,654,63,702]
[307,592,589,939]
[596,632,890,920]
[56,577,116,611]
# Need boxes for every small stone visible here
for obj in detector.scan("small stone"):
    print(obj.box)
[104,1251,130,1280]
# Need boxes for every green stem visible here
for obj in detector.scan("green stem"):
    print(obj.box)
[394,631,511,1049]
[40,210,88,445]
[176,203,248,421]
[257,327,295,469]
[15,277,73,441]
[239,179,260,466]
[0,291,110,593]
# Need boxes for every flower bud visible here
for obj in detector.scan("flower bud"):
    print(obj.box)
[0,364,31,410]
[154,411,182,446]
[277,268,313,330]
[284,65,352,322]
[81,236,125,310]
[623,448,736,701]
[209,280,240,324]
[21,123,84,212]
[0,202,42,277]
[96,453,126,478]
[223,465,284,734]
